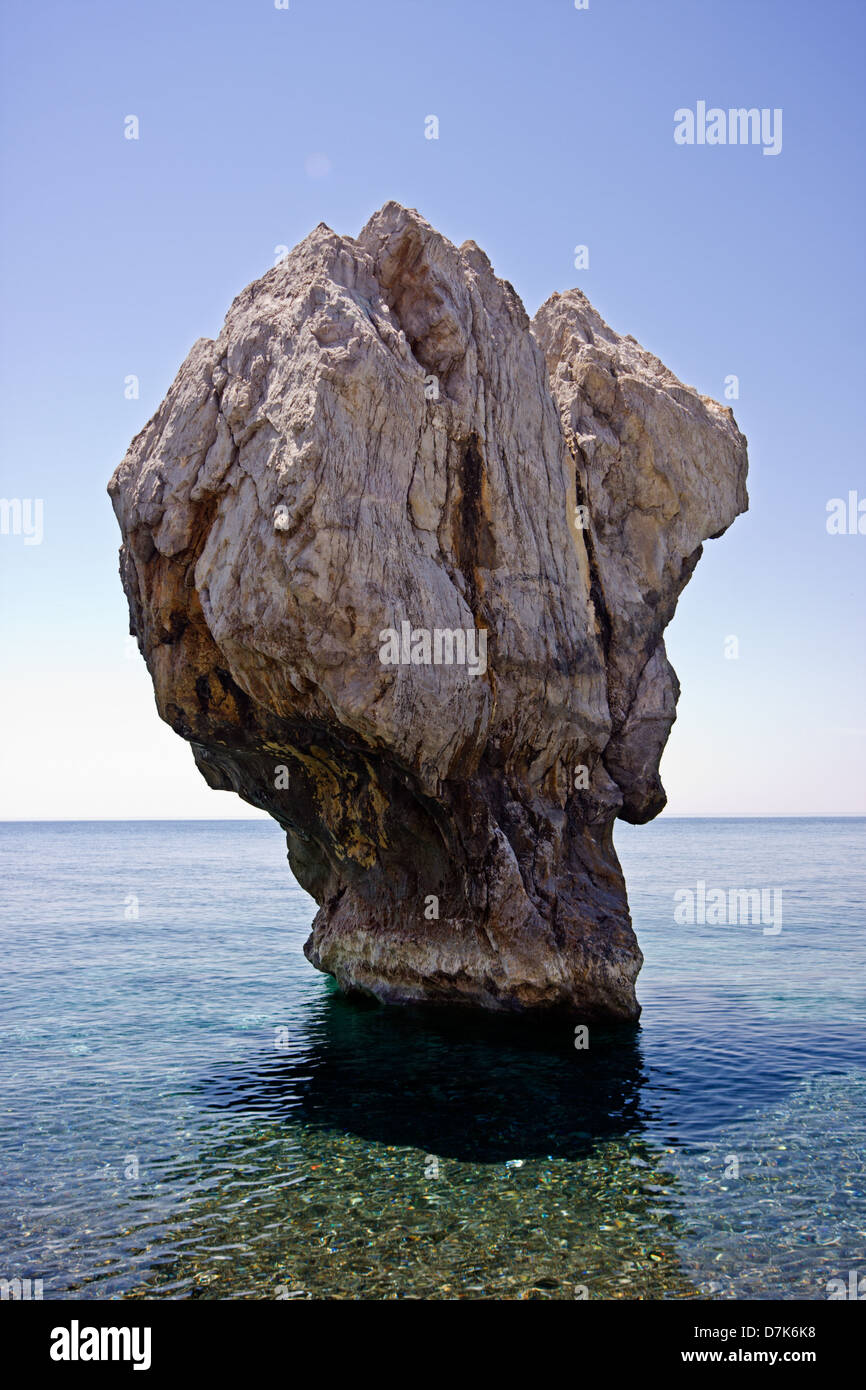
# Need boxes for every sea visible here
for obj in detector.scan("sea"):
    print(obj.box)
[0,817,863,1300]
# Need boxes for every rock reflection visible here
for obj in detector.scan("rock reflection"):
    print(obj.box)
[115,994,704,1299]
[200,990,654,1162]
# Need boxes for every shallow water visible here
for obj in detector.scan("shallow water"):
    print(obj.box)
[0,818,863,1299]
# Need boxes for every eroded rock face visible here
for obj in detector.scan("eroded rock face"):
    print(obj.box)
[109,202,748,1020]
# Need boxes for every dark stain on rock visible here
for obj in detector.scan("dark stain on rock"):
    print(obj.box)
[454,432,496,615]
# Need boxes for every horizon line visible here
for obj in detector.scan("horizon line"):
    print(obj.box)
[1,814,864,824]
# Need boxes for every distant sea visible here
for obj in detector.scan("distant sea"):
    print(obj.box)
[1,818,863,1301]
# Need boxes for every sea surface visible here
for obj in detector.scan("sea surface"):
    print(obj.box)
[0,817,863,1301]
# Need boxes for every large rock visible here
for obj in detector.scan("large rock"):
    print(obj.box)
[109,202,748,1020]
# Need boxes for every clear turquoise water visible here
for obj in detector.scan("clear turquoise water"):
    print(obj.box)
[0,818,863,1300]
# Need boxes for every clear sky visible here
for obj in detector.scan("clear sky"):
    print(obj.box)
[1,0,863,818]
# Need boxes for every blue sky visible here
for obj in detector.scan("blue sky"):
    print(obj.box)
[1,0,863,817]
